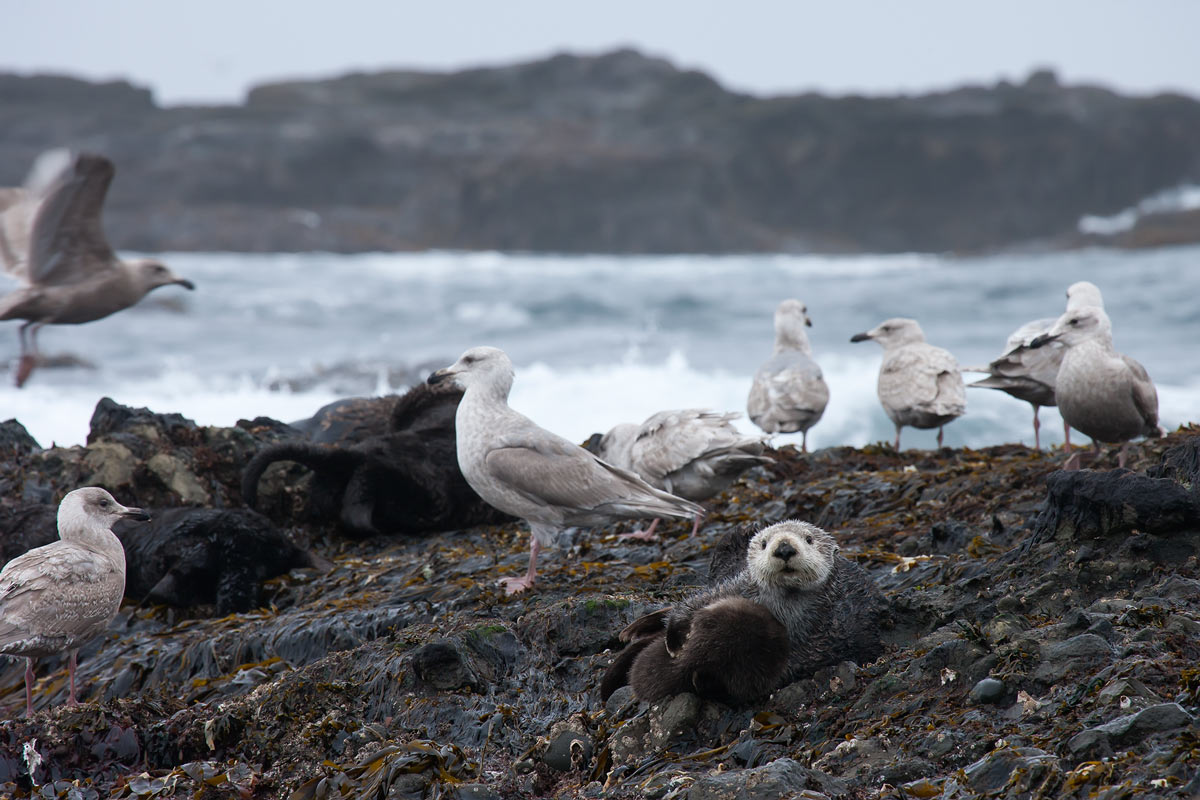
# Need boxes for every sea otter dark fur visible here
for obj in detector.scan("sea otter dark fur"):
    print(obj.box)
[679,520,886,681]
[241,382,513,536]
[0,503,321,615]
[601,596,788,705]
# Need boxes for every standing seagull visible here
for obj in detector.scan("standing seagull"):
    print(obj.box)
[747,299,830,452]
[0,487,149,716]
[584,409,771,539]
[428,347,704,595]
[851,318,966,450]
[1029,306,1162,469]
[0,150,195,387]
[967,281,1105,449]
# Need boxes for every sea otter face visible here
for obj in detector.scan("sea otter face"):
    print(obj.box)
[747,520,837,589]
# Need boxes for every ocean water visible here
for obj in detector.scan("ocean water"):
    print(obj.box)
[1,244,1197,451]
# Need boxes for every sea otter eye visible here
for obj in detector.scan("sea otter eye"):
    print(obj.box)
[806,535,813,545]
[760,539,767,550]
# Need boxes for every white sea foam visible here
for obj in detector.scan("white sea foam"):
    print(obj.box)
[1079,183,1200,235]
[2,246,1196,452]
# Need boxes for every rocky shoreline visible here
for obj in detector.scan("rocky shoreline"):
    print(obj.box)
[0,398,1198,798]
[3,51,1200,255]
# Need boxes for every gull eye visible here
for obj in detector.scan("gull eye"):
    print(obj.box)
[99,499,110,508]
[1068,318,1079,326]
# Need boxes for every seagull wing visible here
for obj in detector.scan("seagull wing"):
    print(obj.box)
[0,542,123,647]
[486,434,702,520]
[1122,354,1161,434]
[27,153,118,286]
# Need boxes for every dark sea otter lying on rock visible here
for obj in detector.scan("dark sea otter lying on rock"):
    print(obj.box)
[242,382,513,536]
[603,520,886,703]
[0,504,322,615]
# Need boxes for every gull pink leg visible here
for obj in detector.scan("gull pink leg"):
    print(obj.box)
[1032,405,1041,451]
[893,426,902,451]
[68,650,79,706]
[937,426,944,448]
[500,537,540,596]
[690,513,705,537]
[24,658,35,717]
[802,431,809,454]
[618,518,660,541]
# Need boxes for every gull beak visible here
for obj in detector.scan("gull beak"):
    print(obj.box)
[849,332,871,343]
[120,506,151,522]
[427,367,455,386]
[174,278,196,290]
[805,317,813,328]
[581,433,604,454]
[1028,333,1056,349]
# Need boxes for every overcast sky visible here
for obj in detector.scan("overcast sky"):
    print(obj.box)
[5,1,1198,105]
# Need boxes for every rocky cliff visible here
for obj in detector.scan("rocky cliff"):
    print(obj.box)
[2,51,1199,254]
[0,401,1198,798]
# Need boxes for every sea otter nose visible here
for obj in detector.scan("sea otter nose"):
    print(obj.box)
[773,543,797,561]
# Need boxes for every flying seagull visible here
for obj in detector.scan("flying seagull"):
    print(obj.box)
[0,150,194,386]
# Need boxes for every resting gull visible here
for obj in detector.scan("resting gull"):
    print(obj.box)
[584,409,771,539]
[747,299,830,452]
[1029,306,1162,469]
[851,318,966,450]
[428,346,704,594]
[967,281,1105,449]
[0,487,148,716]
[0,150,195,387]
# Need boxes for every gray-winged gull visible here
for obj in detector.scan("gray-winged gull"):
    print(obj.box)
[747,299,830,452]
[428,346,704,594]
[0,487,149,716]
[584,409,771,539]
[0,150,195,387]
[1029,305,1162,469]
[851,318,966,450]
[967,281,1105,449]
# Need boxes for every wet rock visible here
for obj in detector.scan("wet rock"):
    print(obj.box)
[146,453,210,504]
[1,417,1199,797]
[686,757,821,800]
[970,677,1006,704]
[543,726,593,773]
[648,693,701,749]
[1033,468,1200,542]
[0,419,39,452]
[88,396,199,446]
[81,441,136,489]
[955,746,1060,796]
[1068,703,1195,759]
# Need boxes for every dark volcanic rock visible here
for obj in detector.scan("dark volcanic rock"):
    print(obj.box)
[2,412,1200,798]
[1033,468,1200,541]
[3,52,1200,254]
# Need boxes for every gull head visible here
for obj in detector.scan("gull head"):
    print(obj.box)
[850,317,926,349]
[583,422,638,470]
[58,486,150,541]
[1030,306,1113,349]
[1065,281,1103,312]
[774,299,813,353]
[428,346,515,395]
[129,259,196,293]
